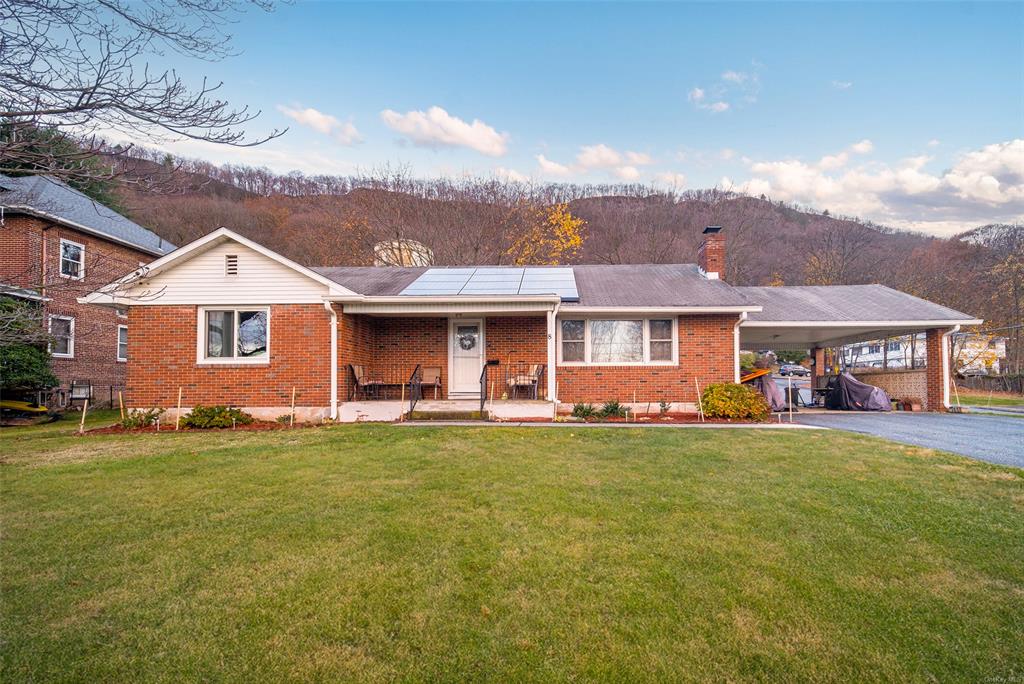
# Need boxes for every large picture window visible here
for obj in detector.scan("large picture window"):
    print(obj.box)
[559,318,677,365]
[59,239,85,279]
[199,307,269,363]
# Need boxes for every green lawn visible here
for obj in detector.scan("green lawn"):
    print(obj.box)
[959,390,1024,407]
[2,416,1022,682]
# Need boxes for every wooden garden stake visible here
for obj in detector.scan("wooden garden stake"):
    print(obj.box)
[290,386,296,426]
[400,383,405,422]
[175,387,182,430]
[118,391,125,421]
[79,399,88,434]
[694,378,705,422]
[788,376,794,423]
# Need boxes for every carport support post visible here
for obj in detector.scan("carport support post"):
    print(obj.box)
[812,348,826,378]
[925,326,960,411]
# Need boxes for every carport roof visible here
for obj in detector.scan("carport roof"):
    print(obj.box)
[737,284,977,323]
[737,284,982,349]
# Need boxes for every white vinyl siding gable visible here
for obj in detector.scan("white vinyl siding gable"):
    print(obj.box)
[122,242,332,304]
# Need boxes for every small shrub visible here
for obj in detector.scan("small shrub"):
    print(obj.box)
[275,414,292,424]
[599,400,627,418]
[121,408,163,429]
[572,402,596,418]
[700,383,770,421]
[739,351,757,372]
[180,405,254,429]
[659,400,671,415]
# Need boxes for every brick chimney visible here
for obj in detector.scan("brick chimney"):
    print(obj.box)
[698,226,725,280]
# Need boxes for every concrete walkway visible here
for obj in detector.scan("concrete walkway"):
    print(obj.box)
[793,411,1024,468]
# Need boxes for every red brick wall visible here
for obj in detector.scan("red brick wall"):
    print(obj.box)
[556,314,738,403]
[1,214,155,400]
[126,304,331,408]
[925,327,950,411]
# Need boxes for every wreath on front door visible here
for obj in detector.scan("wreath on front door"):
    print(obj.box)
[458,334,476,351]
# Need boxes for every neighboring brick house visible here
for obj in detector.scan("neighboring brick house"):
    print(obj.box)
[1,174,173,406]
[84,226,981,421]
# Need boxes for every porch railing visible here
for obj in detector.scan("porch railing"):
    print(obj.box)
[408,364,423,414]
[479,364,488,414]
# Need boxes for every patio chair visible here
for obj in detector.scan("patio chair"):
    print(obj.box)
[421,366,442,399]
[507,364,544,399]
[349,364,383,400]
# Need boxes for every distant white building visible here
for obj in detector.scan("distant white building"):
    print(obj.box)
[842,333,1006,374]
[373,239,434,267]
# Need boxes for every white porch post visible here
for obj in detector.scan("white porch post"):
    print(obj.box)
[547,307,557,402]
[941,325,960,409]
[733,312,747,383]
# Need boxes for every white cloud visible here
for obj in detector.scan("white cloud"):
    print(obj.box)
[613,165,641,181]
[542,143,655,179]
[276,105,362,145]
[536,154,571,176]
[831,80,853,90]
[719,148,737,161]
[380,106,509,156]
[730,138,1024,236]
[576,143,622,168]
[689,63,762,113]
[851,139,874,154]
[654,172,688,188]
[495,167,529,183]
[927,139,941,147]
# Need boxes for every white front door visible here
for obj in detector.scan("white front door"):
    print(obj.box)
[449,319,484,395]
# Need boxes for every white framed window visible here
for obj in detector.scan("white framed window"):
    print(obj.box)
[558,318,678,366]
[196,306,270,364]
[49,315,74,358]
[117,325,128,362]
[59,239,85,279]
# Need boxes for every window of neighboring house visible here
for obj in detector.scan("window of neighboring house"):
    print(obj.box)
[559,318,677,365]
[59,239,85,279]
[887,341,901,352]
[868,344,881,354]
[199,307,269,363]
[117,325,128,362]
[49,315,74,357]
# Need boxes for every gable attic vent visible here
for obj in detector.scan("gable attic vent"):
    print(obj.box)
[224,254,239,276]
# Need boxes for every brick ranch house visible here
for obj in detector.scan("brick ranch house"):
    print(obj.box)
[82,226,981,421]
[1,175,174,406]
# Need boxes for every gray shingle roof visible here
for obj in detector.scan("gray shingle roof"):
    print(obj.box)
[0,174,173,256]
[737,285,977,322]
[313,263,754,308]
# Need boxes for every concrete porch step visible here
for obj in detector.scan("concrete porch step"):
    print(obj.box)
[408,399,487,421]
[407,410,487,421]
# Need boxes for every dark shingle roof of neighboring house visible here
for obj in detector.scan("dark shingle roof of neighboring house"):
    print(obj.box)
[313,263,754,308]
[0,174,173,256]
[737,285,978,322]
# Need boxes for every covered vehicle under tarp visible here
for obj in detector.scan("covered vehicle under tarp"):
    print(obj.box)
[824,372,892,411]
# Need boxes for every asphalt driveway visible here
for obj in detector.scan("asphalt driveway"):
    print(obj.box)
[794,411,1024,468]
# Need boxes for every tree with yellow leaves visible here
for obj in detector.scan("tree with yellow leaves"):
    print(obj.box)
[506,203,586,265]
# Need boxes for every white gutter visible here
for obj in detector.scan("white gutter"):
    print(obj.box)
[548,301,560,402]
[323,300,338,421]
[733,311,747,382]
[562,305,762,314]
[741,319,983,327]
[941,324,960,410]
[327,294,562,304]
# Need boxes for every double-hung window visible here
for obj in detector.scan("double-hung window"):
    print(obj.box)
[49,315,74,357]
[117,325,128,362]
[559,318,677,365]
[198,307,269,363]
[60,239,85,279]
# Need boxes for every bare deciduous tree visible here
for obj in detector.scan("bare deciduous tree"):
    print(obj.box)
[0,0,284,188]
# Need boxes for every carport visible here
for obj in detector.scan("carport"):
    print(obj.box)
[736,285,983,411]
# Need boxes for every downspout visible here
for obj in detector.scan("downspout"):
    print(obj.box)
[324,300,338,420]
[733,312,748,383]
[547,302,560,403]
[941,324,960,410]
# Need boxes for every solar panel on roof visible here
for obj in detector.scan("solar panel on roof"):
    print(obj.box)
[398,267,578,301]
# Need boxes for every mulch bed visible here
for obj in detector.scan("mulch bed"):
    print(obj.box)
[542,412,768,425]
[83,421,322,435]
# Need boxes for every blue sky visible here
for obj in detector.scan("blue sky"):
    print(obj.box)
[146,1,1024,235]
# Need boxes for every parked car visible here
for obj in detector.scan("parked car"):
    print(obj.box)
[779,364,810,377]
